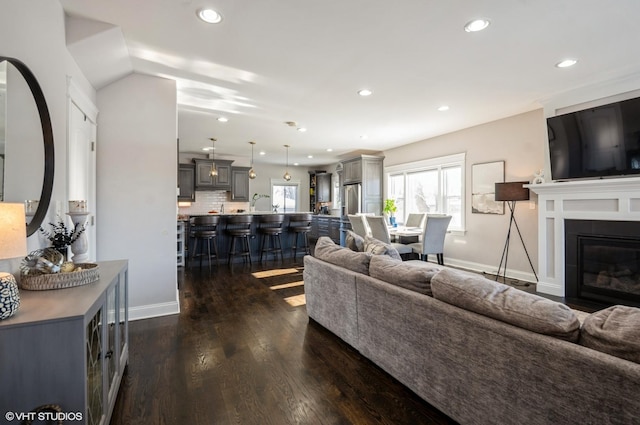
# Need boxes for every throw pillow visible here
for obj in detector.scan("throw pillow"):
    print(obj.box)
[579,305,640,364]
[363,236,402,260]
[345,230,365,252]
[369,256,443,296]
[431,268,580,342]
[313,236,371,275]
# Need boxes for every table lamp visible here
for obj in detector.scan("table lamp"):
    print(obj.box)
[0,203,28,320]
[494,182,538,285]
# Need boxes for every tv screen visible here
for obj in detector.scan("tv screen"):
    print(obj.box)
[547,96,640,181]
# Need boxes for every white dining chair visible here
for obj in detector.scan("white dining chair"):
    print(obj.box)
[365,215,413,255]
[405,213,426,228]
[348,214,370,238]
[408,214,452,265]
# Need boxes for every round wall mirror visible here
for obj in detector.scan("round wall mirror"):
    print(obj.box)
[0,56,55,236]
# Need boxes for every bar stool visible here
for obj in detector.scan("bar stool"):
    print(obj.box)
[258,214,285,262]
[190,215,220,268]
[226,215,254,265]
[288,212,313,260]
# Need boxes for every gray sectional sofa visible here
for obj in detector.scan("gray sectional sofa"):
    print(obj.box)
[303,237,640,425]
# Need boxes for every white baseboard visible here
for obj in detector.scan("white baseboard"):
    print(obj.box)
[439,256,538,285]
[128,300,180,321]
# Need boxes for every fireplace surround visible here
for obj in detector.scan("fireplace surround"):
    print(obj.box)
[528,176,640,303]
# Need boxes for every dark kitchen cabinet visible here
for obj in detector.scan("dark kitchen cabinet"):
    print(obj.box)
[193,159,233,190]
[316,173,332,203]
[231,167,250,201]
[178,163,195,201]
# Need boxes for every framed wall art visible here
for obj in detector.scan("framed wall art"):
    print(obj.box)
[471,160,504,214]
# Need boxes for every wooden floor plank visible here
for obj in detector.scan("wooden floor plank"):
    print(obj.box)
[110,260,458,425]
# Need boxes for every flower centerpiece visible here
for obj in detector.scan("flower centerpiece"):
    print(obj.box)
[251,193,270,211]
[39,217,86,258]
[383,199,398,226]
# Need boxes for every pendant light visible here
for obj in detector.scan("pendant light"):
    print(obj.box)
[209,138,218,177]
[283,144,292,181]
[248,141,257,179]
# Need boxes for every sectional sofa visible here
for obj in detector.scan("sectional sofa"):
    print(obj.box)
[303,236,640,425]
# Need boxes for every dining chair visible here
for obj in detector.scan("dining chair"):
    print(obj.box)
[408,214,452,265]
[365,215,413,255]
[348,214,370,238]
[405,213,426,228]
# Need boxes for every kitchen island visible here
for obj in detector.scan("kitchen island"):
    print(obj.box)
[182,212,338,264]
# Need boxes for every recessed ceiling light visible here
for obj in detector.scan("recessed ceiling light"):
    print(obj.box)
[197,9,223,24]
[307,155,313,159]
[326,148,333,152]
[259,151,266,156]
[358,89,373,97]
[438,105,450,112]
[464,19,490,32]
[217,117,228,122]
[202,147,214,151]
[556,59,578,68]
[293,162,299,166]
[297,127,307,132]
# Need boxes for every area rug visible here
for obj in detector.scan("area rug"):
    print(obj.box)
[252,266,305,307]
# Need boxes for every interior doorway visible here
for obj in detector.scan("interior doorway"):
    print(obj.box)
[68,84,97,261]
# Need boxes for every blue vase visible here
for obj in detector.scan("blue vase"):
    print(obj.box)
[389,216,397,227]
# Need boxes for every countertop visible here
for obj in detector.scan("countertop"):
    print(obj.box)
[178,212,341,221]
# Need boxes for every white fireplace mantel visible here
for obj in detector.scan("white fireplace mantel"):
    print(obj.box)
[528,176,640,297]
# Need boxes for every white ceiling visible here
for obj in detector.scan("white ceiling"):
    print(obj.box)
[60,0,640,167]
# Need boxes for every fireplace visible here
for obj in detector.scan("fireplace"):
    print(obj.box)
[565,219,640,307]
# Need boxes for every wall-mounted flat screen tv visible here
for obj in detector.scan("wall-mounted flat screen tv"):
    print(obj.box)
[547,96,640,181]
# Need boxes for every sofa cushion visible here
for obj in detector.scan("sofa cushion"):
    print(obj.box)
[313,236,371,275]
[579,305,640,364]
[369,256,443,296]
[345,230,365,252]
[431,268,580,342]
[363,236,402,260]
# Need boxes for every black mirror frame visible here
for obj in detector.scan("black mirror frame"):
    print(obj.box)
[0,56,55,236]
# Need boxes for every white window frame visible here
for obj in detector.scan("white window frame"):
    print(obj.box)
[385,152,466,234]
[270,178,301,212]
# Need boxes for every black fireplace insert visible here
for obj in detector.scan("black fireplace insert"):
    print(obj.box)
[565,219,640,308]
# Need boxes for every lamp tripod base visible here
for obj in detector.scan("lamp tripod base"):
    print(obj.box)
[496,200,538,286]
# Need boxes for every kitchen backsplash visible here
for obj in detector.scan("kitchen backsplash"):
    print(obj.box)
[178,191,250,215]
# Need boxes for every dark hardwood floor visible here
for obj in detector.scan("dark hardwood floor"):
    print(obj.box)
[110,258,458,425]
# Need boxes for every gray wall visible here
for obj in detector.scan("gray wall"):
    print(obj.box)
[0,1,179,319]
[383,109,545,281]
[97,73,179,318]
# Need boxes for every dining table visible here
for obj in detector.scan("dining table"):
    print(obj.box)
[388,226,423,244]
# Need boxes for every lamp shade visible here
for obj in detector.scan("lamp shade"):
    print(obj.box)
[0,203,28,260]
[495,182,530,202]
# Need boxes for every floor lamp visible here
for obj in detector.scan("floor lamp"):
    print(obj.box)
[494,182,538,285]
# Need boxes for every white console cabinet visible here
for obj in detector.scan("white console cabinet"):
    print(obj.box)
[0,260,129,425]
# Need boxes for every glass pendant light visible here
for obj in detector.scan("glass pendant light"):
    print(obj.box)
[209,138,218,177]
[283,144,291,181]
[248,141,257,179]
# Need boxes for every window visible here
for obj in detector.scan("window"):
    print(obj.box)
[386,153,465,231]
[271,180,300,213]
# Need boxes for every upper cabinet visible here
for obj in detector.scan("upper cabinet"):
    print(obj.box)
[342,155,384,216]
[178,163,195,201]
[316,173,332,203]
[231,167,250,201]
[343,159,362,184]
[193,159,233,190]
